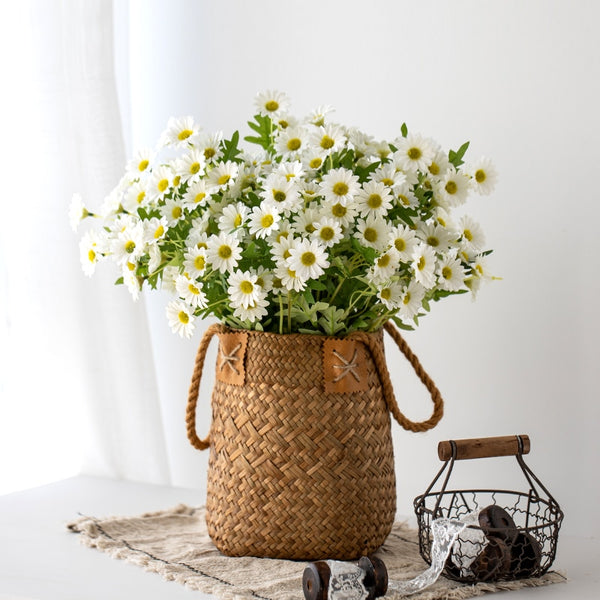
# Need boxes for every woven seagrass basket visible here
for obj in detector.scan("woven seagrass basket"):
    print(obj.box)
[186,321,443,560]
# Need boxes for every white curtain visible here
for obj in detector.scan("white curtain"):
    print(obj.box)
[0,0,171,493]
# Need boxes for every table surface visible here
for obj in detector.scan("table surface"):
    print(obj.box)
[0,475,598,600]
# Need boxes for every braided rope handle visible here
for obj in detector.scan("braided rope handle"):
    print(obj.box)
[351,321,444,432]
[185,323,226,451]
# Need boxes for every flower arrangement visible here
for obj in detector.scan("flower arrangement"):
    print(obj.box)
[72,91,496,338]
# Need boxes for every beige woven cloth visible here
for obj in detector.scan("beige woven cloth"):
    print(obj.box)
[68,505,565,600]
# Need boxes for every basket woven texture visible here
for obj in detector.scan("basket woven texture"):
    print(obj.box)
[186,322,444,561]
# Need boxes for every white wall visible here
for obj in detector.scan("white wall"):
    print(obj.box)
[120,0,600,538]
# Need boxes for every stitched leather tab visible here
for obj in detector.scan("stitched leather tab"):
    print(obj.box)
[323,338,368,393]
[216,331,247,386]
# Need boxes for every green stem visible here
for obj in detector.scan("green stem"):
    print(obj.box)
[287,290,292,333]
[279,294,284,334]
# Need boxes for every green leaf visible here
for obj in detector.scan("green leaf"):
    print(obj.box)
[114,277,124,285]
[400,123,408,138]
[221,130,241,162]
[244,114,273,151]
[448,141,470,168]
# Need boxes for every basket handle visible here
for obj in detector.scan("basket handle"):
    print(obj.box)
[351,321,444,432]
[185,323,226,451]
[437,435,531,461]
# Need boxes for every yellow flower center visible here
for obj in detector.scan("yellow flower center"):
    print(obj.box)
[136,191,146,204]
[178,311,189,324]
[188,283,200,295]
[127,261,135,271]
[331,203,347,218]
[319,226,335,241]
[172,206,182,219]
[367,194,382,209]
[194,192,206,204]
[332,182,349,196]
[88,249,96,262]
[204,147,216,160]
[278,119,289,129]
[283,249,291,259]
[381,177,394,187]
[403,292,411,305]
[442,266,453,280]
[233,214,243,228]
[380,288,391,300]
[265,100,279,112]
[417,256,426,270]
[190,162,201,174]
[445,180,458,195]
[320,135,335,150]
[407,147,422,160]
[287,268,297,278]
[158,178,169,192]
[463,229,473,242]
[138,159,149,172]
[428,162,440,175]
[125,241,136,254]
[426,236,439,247]
[398,194,410,206]
[394,238,406,252]
[363,227,377,243]
[438,217,446,227]
[240,280,254,294]
[287,138,301,151]
[272,190,286,202]
[217,174,231,186]
[475,169,486,183]
[218,245,232,259]
[178,129,193,141]
[173,175,181,187]
[154,225,165,239]
[377,254,391,268]
[194,255,206,270]
[261,214,274,228]
[301,251,316,266]
[309,157,323,169]
[475,264,484,275]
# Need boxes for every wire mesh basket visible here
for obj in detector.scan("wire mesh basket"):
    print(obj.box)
[414,435,563,583]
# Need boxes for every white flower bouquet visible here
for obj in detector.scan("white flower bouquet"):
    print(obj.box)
[72,91,496,338]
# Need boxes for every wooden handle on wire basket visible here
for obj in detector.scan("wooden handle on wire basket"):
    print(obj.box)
[438,435,531,461]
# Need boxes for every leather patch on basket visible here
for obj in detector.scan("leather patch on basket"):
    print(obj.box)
[216,332,247,386]
[323,339,368,393]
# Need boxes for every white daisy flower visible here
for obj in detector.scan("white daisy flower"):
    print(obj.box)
[110,223,145,266]
[187,223,210,248]
[393,133,436,173]
[306,104,334,126]
[175,148,206,183]
[79,230,102,276]
[122,262,142,301]
[319,167,360,206]
[470,255,493,282]
[291,207,320,237]
[355,180,393,218]
[260,173,300,214]
[370,248,400,282]
[270,234,295,264]
[183,246,208,278]
[160,116,200,148]
[147,165,174,202]
[275,262,308,292]
[161,266,180,293]
[466,157,498,195]
[206,232,242,273]
[218,201,250,233]
[166,300,196,338]
[196,131,224,163]
[354,215,389,251]
[126,147,155,178]
[412,244,438,289]
[286,238,329,281]
[320,199,358,228]
[233,296,270,323]
[459,215,486,254]
[254,90,291,119]
[370,163,407,191]
[183,179,210,209]
[276,126,308,157]
[254,267,274,293]
[148,244,162,274]
[207,160,239,192]
[437,254,466,292]
[427,149,451,180]
[388,225,419,261]
[417,221,456,253]
[309,123,346,155]
[436,167,470,207]
[397,281,426,323]
[312,217,343,248]
[123,181,148,212]
[227,270,264,309]
[276,160,305,182]
[301,147,327,172]
[377,281,404,310]
[248,204,281,239]
[69,193,90,231]
[143,217,168,243]
[176,274,208,309]
[160,197,186,226]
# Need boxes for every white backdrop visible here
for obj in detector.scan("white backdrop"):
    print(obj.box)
[119,0,600,538]
[1,0,598,541]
